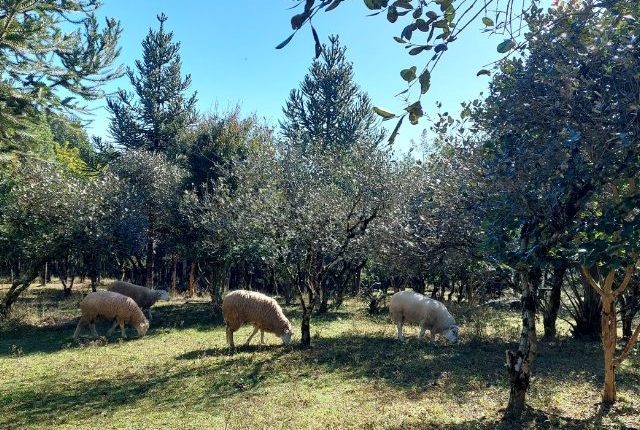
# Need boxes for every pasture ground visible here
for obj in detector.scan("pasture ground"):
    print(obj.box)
[1,282,639,429]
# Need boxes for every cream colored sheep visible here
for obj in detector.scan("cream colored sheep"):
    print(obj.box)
[389,290,459,343]
[222,290,293,348]
[107,280,169,321]
[73,291,150,340]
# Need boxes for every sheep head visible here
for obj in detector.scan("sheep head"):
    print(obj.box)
[136,320,150,337]
[442,324,459,343]
[280,329,293,345]
[155,290,170,301]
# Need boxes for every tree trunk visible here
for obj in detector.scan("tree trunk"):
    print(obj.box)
[188,261,197,297]
[170,255,178,296]
[581,265,637,405]
[145,235,155,289]
[601,293,616,403]
[505,265,541,418]
[39,263,47,286]
[301,310,311,347]
[318,281,329,314]
[543,263,567,339]
[620,280,639,340]
[0,270,38,319]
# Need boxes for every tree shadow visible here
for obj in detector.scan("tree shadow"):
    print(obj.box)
[174,343,288,360]
[0,350,288,429]
[0,301,222,357]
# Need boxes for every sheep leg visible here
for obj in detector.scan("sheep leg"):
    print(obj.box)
[418,323,427,340]
[89,322,99,338]
[106,320,118,337]
[73,319,86,339]
[226,326,235,349]
[396,320,404,340]
[245,326,259,345]
[119,320,127,338]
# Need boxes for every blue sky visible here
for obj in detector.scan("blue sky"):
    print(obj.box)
[86,1,516,151]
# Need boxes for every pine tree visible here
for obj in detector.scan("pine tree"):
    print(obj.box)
[108,13,197,154]
[281,35,384,152]
[0,0,122,153]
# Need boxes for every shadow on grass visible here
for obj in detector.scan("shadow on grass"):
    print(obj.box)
[0,301,222,357]
[0,349,288,429]
[175,343,288,360]
[383,403,640,430]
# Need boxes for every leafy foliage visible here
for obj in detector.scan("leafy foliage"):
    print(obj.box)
[281,35,384,152]
[0,0,122,151]
[107,13,197,154]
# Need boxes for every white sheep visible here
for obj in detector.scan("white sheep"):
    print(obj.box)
[107,281,169,321]
[222,290,293,348]
[73,291,150,340]
[389,290,459,343]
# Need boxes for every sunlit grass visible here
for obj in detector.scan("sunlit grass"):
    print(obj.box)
[1,284,639,429]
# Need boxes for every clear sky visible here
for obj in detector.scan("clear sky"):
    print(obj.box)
[86,1,515,151]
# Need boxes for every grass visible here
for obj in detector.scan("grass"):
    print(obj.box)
[1,283,639,430]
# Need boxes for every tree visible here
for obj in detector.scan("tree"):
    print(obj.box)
[180,111,277,303]
[278,0,542,142]
[0,0,122,152]
[183,133,283,309]
[107,13,197,154]
[0,158,118,316]
[278,140,390,345]
[109,150,185,288]
[474,0,640,415]
[281,35,384,152]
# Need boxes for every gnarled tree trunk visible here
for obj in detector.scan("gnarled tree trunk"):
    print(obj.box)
[543,263,568,339]
[505,265,541,418]
[0,268,39,320]
[581,265,640,404]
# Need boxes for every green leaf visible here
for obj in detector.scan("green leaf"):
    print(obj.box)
[405,101,423,122]
[393,36,407,43]
[416,18,430,32]
[476,69,491,76]
[388,115,405,145]
[364,0,388,10]
[444,5,455,24]
[324,0,343,11]
[433,19,449,29]
[419,69,431,94]
[311,25,322,58]
[426,11,439,20]
[434,43,447,53]
[387,6,398,23]
[393,0,413,9]
[497,39,516,53]
[276,33,295,49]
[400,66,417,82]
[373,106,396,119]
[482,17,494,26]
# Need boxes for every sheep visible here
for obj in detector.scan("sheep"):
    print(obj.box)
[73,291,150,340]
[389,290,459,343]
[222,290,293,348]
[107,280,169,321]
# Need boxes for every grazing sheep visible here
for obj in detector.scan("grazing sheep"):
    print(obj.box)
[389,290,459,343]
[222,290,293,348]
[73,291,150,340]
[107,281,169,321]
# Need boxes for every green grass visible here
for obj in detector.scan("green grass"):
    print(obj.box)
[1,284,639,430]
